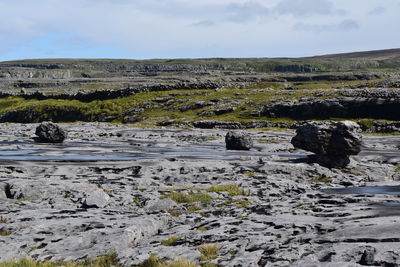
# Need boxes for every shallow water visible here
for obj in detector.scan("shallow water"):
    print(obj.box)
[322,185,400,195]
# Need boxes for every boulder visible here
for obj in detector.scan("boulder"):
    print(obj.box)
[291,121,362,168]
[35,122,67,143]
[225,131,253,150]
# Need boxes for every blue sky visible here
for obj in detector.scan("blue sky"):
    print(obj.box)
[0,0,399,61]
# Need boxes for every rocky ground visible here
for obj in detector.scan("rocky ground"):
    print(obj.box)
[0,123,400,266]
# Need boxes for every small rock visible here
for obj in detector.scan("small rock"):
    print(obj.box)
[82,189,110,208]
[35,122,67,143]
[225,131,253,150]
[0,182,10,199]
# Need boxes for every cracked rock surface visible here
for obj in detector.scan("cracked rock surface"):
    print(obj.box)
[0,123,399,266]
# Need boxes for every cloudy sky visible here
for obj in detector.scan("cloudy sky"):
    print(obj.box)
[0,0,398,61]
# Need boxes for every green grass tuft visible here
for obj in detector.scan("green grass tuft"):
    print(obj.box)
[206,184,247,196]
[217,200,251,208]
[138,254,161,267]
[138,255,197,267]
[0,229,12,236]
[161,236,182,246]
[311,175,332,183]
[358,119,374,129]
[161,193,212,205]
[187,205,203,213]
[199,244,221,261]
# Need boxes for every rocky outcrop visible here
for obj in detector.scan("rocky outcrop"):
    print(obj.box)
[279,73,383,82]
[291,121,362,167]
[225,131,253,150]
[35,122,68,143]
[4,82,220,103]
[262,95,400,121]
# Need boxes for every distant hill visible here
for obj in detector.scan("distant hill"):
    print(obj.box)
[308,48,400,60]
[1,48,400,73]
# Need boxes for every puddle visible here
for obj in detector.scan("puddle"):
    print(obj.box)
[374,202,400,207]
[322,185,400,195]
[0,149,37,156]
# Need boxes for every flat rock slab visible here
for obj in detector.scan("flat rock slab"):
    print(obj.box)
[0,123,399,266]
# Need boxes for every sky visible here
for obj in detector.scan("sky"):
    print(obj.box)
[0,0,399,61]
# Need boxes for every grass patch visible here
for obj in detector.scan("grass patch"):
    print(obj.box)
[256,138,280,144]
[0,229,12,236]
[244,172,255,178]
[206,184,247,196]
[199,244,221,261]
[0,217,7,223]
[311,175,332,183]
[217,200,251,208]
[248,82,285,90]
[0,253,120,267]
[138,254,161,267]
[30,244,47,251]
[167,209,182,217]
[161,236,182,246]
[187,205,203,213]
[358,118,374,129]
[138,255,197,267]
[197,227,208,231]
[16,197,38,202]
[161,193,212,205]
[132,197,141,205]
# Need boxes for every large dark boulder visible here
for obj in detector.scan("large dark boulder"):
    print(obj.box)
[291,121,362,167]
[35,122,67,143]
[225,131,253,150]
